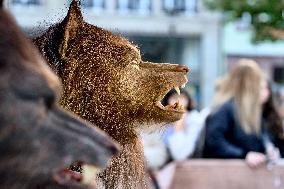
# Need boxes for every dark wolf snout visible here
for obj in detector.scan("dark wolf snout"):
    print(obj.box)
[49,107,119,168]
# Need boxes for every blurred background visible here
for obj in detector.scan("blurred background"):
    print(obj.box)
[5,0,284,109]
[4,0,284,109]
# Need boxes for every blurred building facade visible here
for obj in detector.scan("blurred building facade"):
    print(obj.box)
[224,21,284,91]
[7,0,223,108]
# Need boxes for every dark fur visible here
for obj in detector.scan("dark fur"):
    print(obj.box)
[0,4,118,189]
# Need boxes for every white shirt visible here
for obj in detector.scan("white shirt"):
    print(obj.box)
[167,110,206,160]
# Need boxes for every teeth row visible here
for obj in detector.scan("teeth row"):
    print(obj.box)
[181,84,186,88]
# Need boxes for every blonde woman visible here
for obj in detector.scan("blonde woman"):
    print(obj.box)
[203,59,283,168]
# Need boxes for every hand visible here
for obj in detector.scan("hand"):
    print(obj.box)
[245,152,266,169]
[266,146,280,163]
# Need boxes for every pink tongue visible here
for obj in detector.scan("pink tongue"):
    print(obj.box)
[54,168,82,184]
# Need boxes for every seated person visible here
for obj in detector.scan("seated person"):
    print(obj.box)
[203,59,284,168]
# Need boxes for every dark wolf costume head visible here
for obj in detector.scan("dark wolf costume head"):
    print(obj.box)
[0,2,118,188]
[34,0,189,188]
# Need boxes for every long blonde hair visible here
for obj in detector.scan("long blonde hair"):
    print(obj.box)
[212,59,264,134]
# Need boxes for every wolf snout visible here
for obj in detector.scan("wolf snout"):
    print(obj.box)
[66,119,120,157]
[51,108,119,165]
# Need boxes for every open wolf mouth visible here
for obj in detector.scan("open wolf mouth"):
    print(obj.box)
[54,161,100,187]
[156,77,188,113]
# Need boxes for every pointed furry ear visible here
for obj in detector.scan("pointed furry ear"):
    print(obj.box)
[60,0,83,58]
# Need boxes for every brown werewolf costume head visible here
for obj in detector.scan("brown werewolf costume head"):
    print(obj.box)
[34,0,189,188]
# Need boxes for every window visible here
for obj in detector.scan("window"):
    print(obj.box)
[137,0,151,14]
[163,0,185,14]
[117,0,130,13]
[163,0,197,15]
[184,0,197,13]
[81,0,105,10]
[117,0,151,14]
[11,0,41,5]
[274,66,284,84]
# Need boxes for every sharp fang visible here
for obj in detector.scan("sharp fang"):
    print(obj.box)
[174,87,180,95]
[181,84,186,88]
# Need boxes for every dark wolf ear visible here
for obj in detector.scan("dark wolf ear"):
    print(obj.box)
[59,0,83,58]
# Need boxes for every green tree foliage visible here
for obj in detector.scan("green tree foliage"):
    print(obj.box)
[204,0,284,42]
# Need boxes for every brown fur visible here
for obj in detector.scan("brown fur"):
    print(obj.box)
[34,0,189,188]
[0,3,119,189]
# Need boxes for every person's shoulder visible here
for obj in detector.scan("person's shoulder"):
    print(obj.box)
[222,100,234,110]
[205,100,235,129]
[214,100,234,115]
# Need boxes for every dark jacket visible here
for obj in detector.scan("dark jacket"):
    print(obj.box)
[203,100,284,159]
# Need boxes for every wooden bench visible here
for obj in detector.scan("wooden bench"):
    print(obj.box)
[155,159,284,189]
